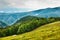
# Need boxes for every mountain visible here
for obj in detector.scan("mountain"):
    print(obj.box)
[0,7,60,25]
[0,15,60,37]
[15,16,39,24]
[0,16,51,37]
[0,21,8,28]
[0,13,29,25]
[0,21,60,40]
[30,7,60,17]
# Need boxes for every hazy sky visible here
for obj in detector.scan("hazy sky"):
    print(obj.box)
[0,0,60,11]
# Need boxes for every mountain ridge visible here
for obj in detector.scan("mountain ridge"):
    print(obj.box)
[0,7,60,25]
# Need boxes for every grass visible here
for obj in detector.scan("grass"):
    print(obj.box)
[0,21,60,40]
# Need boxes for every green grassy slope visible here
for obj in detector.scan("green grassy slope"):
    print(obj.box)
[0,21,60,40]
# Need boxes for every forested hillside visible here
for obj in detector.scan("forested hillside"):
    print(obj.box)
[0,21,60,40]
[0,16,60,37]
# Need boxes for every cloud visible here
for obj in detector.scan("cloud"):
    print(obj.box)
[0,0,7,8]
[0,0,60,11]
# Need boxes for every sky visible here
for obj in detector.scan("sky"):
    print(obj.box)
[0,0,60,12]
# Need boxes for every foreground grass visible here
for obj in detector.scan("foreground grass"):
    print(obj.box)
[0,21,60,40]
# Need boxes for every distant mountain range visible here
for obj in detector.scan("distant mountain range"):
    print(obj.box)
[0,7,60,25]
[0,21,8,28]
[30,7,60,17]
[0,13,29,25]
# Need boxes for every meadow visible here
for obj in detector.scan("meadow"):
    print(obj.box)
[0,21,60,40]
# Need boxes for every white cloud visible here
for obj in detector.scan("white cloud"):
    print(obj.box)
[0,0,60,11]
